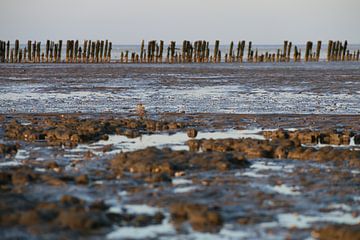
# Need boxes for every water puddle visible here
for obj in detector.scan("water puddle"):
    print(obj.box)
[276,211,360,229]
[70,129,264,157]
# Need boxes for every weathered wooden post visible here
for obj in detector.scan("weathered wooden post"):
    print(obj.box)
[32,41,36,63]
[327,40,333,62]
[27,40,32,62]
[294,46,299,62]
[107,42,112,62]
[147,41,151,63]
[104,40,108,62]
[247,41,252,62]
[305,41,312,62]
[356,50,360,61]
[239,40,245,63]
[18,49,22,63]
[283,41,288,62]
[87,40,91,63]
[74,40,79,62]
[140,40,145,63]
[10,48,14,63]
[229,41,234,63]
[213,40,220,63]
[151,41,156,63]
[100,40,104,62]
[6,41,10,63]
[287,42,292,62]
[36,42,41,63]
[46,40,50,62]
[70,40,74,63]
[95,40,100,63]
[170,41,176,63]
[14,40,19,63]
[54,44,58,63]
[159,40,164,63]
[57,40,62,63]
[315,41,321,62]
[217,50,221,63]
[125,50,129,63]
[50,41,54,62]
[342,40,347,61]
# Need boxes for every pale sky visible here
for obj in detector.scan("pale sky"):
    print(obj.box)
[1,0,359,44]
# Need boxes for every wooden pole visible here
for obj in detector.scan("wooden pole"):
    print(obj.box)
[70,40,74,63]
[95,40,100,63]
[107,42,112,63]
[46,40,50,62]
[74,40,79,62]
[50,41,54,63]
[104,40,108,62]
[28,40,32,62]
[159,40,164,63]
[305,41,312,62]
[140,40,145,62]
[214,40,220,63]
[283,40,288,62]
[36,42,40,63]
[316,41,321,62]
[342,40,347,61]
[100,40,104,62]
[229,41,234,63]
[14,40,19,63]
[10,48,14,63]
[32,41,36,63]
[87,40,91,63]
[327,40,333,62]
[6,41,10,63]
[247,41,252,62]
[287,42,292,62]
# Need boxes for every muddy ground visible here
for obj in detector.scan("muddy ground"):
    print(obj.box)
[0,63,359,239]
[0,113,359,240]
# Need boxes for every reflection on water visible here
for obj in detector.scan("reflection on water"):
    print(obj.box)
[71,129,264,156]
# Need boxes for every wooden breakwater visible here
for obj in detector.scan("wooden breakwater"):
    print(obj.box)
[0,39,359,64]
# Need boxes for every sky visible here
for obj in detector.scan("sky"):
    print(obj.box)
[1,0,359,44]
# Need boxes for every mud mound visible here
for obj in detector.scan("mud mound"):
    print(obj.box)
[187,136,360,167]
[111,147,250,177]
[4,116,187,146]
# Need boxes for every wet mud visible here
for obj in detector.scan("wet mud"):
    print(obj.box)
[0,114,359,239]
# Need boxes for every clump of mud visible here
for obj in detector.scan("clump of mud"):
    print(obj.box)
[0,143,19,157]
[4,116,187,146]
[312,224,360,240]
[170,203,223,233]
[188,129,360,167]
[111,147,250,180]
[263,128,360,145]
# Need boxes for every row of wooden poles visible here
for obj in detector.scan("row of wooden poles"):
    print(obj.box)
[0,39,359,64]
[0,40,112,63]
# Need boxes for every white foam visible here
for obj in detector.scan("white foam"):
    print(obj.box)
[174,186,198,193]
[108,204,161,216]
[267,184,301,195]
[172,178,192,185]
[277,211,360,228]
